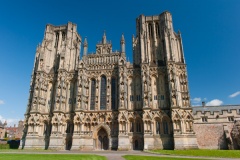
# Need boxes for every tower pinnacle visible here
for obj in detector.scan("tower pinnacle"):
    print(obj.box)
[83,37,88,56]
[102,30,106,44]
[120,33,125,53]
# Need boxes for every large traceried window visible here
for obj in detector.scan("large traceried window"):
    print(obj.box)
[90,79,96,110]
[100,75,107,110]
[111,77,116,109]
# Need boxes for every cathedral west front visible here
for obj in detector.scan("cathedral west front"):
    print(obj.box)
[22,11,199,150]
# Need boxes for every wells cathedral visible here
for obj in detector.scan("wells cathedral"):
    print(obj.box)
[22,11,240,150]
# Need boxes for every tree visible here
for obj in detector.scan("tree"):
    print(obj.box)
[231,121,240,149]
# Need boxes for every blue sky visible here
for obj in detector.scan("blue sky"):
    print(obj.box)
[0,0,239,126]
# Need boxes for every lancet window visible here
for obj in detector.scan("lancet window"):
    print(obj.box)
[148,23,152,38]
[100,75,107,110]
[55,32,59,47]
[111,77,116,109]
[163,120,168,134]
[136,119,141,132]
[90,79,96,110]
[62,32,65,41]
[155,22,160,37]
[156,120,161,134]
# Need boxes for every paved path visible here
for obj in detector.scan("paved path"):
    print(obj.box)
[0,150,239,160]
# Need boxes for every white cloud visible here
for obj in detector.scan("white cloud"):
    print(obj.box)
[0,115,20,127]
[229,91,240,98]
[192,97,201,104]
[0,100,4,105]
[206,99,223,106]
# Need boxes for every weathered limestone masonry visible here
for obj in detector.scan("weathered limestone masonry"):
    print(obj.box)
[22,11,198,150]
[193,104,240,149]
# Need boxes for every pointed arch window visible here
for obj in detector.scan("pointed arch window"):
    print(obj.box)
[111,77,116,109]
[155,22,160,38]
[148,23,152,38]
[55,32,59,47]
[163,120,168,134]
[100,75,107,110]
[90,79,96,110]
[62,32,65,41]
[136,120,141,132]
[156,120,161,134]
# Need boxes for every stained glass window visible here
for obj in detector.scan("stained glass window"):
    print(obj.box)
[100,76,107,110]
[90,79,96,110]
[111,77,116,109]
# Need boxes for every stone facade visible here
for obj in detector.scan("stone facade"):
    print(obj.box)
[22,11,198,150]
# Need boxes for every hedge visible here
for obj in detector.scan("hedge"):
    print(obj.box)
[7,140,20,149]
[0,143,10,149]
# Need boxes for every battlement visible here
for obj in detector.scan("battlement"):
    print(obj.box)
[192,105,240,124]
[193,105,240,115]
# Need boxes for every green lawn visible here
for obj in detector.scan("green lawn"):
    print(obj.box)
[0,154,107,160]
[123,155,206,160]
[151,150,240,158]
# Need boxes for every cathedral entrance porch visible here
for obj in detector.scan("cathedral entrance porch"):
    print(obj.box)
[97,128,109,150]
[92,125,111,150]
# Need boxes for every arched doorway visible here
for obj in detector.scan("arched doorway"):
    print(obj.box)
[132,137,143,150]
[97,128,109,150]
[65,122,74,150]
[135,140,138,150]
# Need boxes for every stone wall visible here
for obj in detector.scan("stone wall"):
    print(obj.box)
[194,123,227,149]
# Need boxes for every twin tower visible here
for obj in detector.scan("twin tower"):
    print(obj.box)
[23,11,198,150]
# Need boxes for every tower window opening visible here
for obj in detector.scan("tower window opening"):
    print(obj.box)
[160,95,164,100]
[136,95,141,101]
[155,23,160,38]
[55,32,59,47]
[62,32,65,41]
[148,23,152,38]
[130,95,134,101]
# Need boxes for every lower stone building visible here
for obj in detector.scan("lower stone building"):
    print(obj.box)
[193,103,240,149]
[5,120,24,139]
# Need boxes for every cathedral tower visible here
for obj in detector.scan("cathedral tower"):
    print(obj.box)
[23,22,81,149]
[133,11,197,149]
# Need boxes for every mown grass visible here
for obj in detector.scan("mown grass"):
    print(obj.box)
[123,155,206,160]
[0,149,56,152]
[0,154,107,160]
[151,150,240,158]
